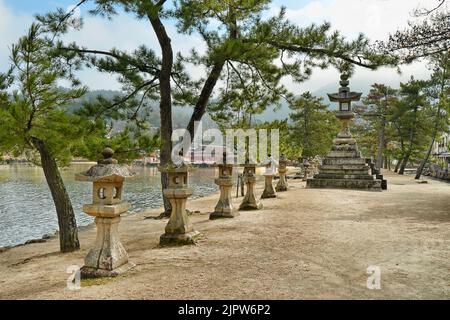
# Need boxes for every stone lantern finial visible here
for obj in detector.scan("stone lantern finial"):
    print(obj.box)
[340,73,350,87]
[99,147,118,164]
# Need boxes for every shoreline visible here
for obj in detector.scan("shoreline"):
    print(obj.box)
[0,167,295,250]
[0,164,222,249]
[0,187,222,252]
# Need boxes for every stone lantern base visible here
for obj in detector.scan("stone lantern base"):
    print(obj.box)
[160,230,201,246]
[160,188,200,246]
[275,167,288,192]
[80,203,132,278]
[210,178,239,219]
[261,175,276,199]
[80,261,136,279]
[239,176,262,210]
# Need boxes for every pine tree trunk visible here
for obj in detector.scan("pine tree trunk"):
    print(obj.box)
[376,116,386,169]
[149,12,174,218]
[416,100,443,179]
[394,157,402,172]
[415,153,430,180]
[31,137,80,252]
[399,108,418,175]
[399,154,410,174]
[187,61,225,138]
[415,128,438,179]
[186,12,236,138]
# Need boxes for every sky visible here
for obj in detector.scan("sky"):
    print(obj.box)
[0,0,439,96]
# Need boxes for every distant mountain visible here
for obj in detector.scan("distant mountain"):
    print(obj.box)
[254,81,372,123]
[70,90,217,130]
[77,82,371,128]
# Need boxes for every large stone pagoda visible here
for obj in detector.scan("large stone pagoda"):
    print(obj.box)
[306,74,382,191]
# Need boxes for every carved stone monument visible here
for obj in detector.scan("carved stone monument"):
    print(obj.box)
[306,74,382,191]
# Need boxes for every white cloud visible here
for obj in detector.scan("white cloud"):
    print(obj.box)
[0,0,206,90]
[0,0,33,72]
[62,8,206,90]
[271,0,432,94]
[0,0,434,95]
[279,0,427,40]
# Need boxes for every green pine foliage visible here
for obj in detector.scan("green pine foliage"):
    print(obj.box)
[289,92,339,158]
[0,23,89,166]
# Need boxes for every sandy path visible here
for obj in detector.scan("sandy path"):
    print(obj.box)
[0,171,449,299]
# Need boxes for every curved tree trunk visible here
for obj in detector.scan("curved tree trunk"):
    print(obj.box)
[376,116,386,169]
[31,137,80,253]
[398,153,410,174]
[187,61,225,139]
[415,121,440,179]
[416,84,444,179]
[149,12,174,218]
[399,107,418,175]
[186,9,237,139]
[394,158,402,172]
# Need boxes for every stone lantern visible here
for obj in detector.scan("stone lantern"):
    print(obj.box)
[306,74,382,191]
[303,158,311,180]
[239,158,262,210]
[159,162,200,246]
[210,152,238,219]
[275,154,288,192]
[261,161,277,199]
[75,148,135,278]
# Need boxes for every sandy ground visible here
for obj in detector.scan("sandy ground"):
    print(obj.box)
[0,170,449,300]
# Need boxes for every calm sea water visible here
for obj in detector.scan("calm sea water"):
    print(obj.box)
[0,164,218,247]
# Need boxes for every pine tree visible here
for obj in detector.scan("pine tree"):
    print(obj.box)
[0,24,89,252]
[415,52,450,179]
[359,84,397,169]
[38,0,397,216]
[289,92,339,158]
[391,78,431,174]
[377,1,449,62]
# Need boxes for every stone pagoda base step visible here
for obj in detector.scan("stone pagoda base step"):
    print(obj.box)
[306,178,382,191]
[327,151,362,158]
[322,158,367,165]
[320,164,370,171]
[314,173,377,180]
[318,169,371,175]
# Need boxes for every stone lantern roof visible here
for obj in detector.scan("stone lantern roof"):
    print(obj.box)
[327,74,362,103]
[75,148,136,182]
